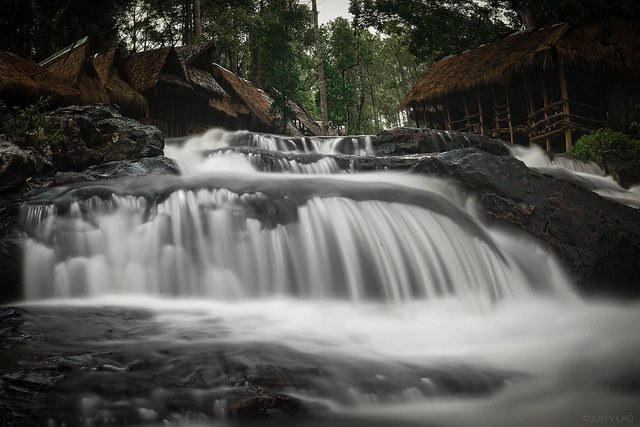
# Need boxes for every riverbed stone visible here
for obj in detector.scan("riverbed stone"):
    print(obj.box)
[44,104,164,170]
[373,127,511,156]
[411,148,640,296]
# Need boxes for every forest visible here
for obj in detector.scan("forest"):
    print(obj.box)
[1,0,639,135]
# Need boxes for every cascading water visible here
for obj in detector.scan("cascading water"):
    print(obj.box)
[510,144,640,208]
[9,128,640,427]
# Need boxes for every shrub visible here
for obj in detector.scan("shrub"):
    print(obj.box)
[0,96,64,156]
[570,128,640,164]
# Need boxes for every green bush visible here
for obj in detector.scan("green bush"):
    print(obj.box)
[570,128,640,164]
[0,96,64,156]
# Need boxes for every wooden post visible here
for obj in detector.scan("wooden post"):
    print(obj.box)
[557,60,572,151]
[444,100,452,130]
[523,74,536,146]
[505,87,514,143]
[422,106,428,129]
[540,69,551,151]
[476,90,485,136]
[463,95,472,132]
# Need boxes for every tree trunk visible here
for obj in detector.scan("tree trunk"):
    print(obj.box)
[312,0,329,134]
[194,0,202,40]
[184,0,193,44]
[256,0,264,87]
[355,29,365,134]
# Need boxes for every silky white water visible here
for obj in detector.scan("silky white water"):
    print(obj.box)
[16,129,640,426]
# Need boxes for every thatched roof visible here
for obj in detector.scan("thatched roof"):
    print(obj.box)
[185,66,228,97]
[0,51,79,106]
[175,41,215,68]
[40,38,110,105]
[400,18,640,109]
[175,42,229,98]
[211,64,274,127]
[127,47,190,92]
[287,100,322,135]
[92,49,147,116]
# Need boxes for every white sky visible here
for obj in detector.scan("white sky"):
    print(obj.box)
[311,0,353,24]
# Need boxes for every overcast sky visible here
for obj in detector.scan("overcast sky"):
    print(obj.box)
[311,0,353,24]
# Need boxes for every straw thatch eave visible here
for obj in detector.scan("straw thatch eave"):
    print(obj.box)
[399,18,640,110]
[287,100,321,135]
[175,41,216,69]
[0,51,79,107]
[186,66,229,98]
[127,47,189,93]
[92,49,148,117]
[211,64,274,128]
[40,38,110,105]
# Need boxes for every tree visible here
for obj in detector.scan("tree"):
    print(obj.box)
[0,0,130,59]
[351,0,517,62]
[312,0,329,134]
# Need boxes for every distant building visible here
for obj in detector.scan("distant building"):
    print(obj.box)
[2,38,321,137]
[399,18,640,151]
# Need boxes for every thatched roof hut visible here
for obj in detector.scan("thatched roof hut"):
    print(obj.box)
[400,18,640,151]
[40,37,110,105]
[127,47,190,93]
[287,100,322,136]
[0,51,78,107]
[211,63,275,131]
[175,42,228,98]
[92,49,147,117]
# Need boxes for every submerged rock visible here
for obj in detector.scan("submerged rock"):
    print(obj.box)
[411,148,640,296]
[373,127,511,157]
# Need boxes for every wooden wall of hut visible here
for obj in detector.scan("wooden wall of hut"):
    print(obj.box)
[408,64,636,153]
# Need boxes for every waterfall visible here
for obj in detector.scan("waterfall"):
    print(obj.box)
[12,129,640,427]
[19,130,575,306]
[20,169,563,306]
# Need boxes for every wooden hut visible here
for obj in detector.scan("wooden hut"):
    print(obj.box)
[399,18,640,151]
[127,47,192,136]
[92,49,148,118]
[211,63,278,133]
[287,100,322,136]
[39,37,110,106]
[174,42,239,133]
[0,51,78,107]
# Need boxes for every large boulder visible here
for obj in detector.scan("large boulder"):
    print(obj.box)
[0,137,37,191]
[411,148,640,297]
[373,127,511,157]
[602,149,640,189]
[43,104,164,171]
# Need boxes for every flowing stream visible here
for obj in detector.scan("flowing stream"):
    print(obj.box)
[10,129,640,426]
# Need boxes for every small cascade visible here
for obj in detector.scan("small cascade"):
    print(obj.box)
[245,133,375,155]
[510,144,640,208]
[20,172,559,307]
[510,144,604,174]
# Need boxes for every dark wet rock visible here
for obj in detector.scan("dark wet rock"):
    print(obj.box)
[0,138,37,191]
[411,148,640,297]
[373,127,511,157]
[2,371,64,391]
[228,387,309,419]
[44,104,164,171]
[52,155,179,186]
[602,149,640,189]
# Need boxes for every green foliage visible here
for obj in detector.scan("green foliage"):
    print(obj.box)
[351,0,517,62]
[0,97,64,156]
[570,128,640,164]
